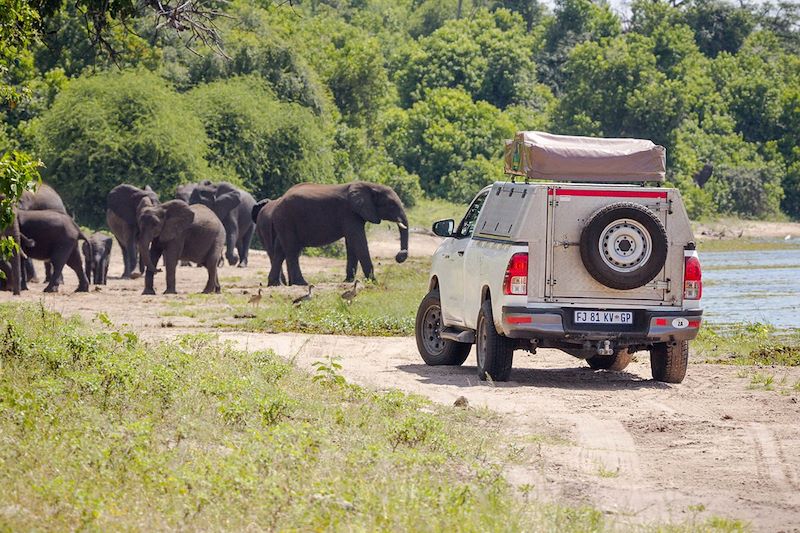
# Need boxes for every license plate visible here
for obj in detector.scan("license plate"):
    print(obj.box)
[574,310,633,325]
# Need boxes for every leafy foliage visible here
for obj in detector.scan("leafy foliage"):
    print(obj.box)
[33,70,213,226]
[2,0,800,224]
[189,76,336,200]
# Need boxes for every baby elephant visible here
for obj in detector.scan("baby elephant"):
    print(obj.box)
[82,232,113,285]
[17,209,90,293]
[137,200,225,295]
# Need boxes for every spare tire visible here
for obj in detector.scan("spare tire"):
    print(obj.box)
[580,202,667,290]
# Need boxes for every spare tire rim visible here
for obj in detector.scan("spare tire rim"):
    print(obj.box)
[598,218,652,273]
[422,304,445,355]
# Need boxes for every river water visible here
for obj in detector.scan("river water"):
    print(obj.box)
[701,246,800,329]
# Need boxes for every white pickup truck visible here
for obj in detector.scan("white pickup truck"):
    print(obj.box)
[415,132,703,384]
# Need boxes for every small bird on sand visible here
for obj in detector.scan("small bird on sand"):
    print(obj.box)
[340,280,360,304]
[292,284,314,306]
[453,396,469,408]
[248,284,263,307]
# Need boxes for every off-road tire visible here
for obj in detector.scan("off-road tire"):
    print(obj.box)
[476,300,514,381]
[587,349,633,371]
[650,340,689,383]
[580,202,668,290]
[415,289,471,366]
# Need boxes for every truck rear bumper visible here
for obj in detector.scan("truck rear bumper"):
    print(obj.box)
[501,306,703,344]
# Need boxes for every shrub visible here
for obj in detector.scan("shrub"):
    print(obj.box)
[33,69,212,227]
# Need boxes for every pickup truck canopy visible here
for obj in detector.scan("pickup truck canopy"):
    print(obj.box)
[504,131,666,183]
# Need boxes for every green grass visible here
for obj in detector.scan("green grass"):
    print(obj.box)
[694,322,800,366]
[232,258,431,336]
[406,197,466,231]
[696,238,800,253]
[0,302,604,531]
[0,304,753,531]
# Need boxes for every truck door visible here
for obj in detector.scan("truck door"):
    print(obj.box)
[439,190,489,325]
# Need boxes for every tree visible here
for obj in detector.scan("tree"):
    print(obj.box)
[683,0,755,58]
[32,70,213,226]
[383,87,514,197]
[189,76,337,201]
[395,9,542,109]
[536,0,621,93]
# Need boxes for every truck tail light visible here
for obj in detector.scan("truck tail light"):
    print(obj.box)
[503,253,528,295]
[684,254,702,300]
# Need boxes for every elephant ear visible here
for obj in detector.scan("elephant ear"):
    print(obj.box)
[136,196,156,220]
[215,190,241,214]
[348,182,380,224]
[82,240,91,256]
[161,201,195,242]
[103,236,113,254]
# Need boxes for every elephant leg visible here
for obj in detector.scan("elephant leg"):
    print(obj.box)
[348,227,375,280]
[102,259,109,285]
[283,246,307,286]
[84,257,92,285]
[202,255,220,294]
[237,225,254,268]
[267,245,286,287]
[162,247,179,294]
[24,257,38,283]
[67,247,89,292]
[143,243,163,295]
[224,225,238,266]
[43,254,67,293]
[121,235,137,278]
[344,238,358,282]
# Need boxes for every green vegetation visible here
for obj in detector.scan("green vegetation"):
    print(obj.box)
[695,322,800,366]
[3,0,800,232]
[0,302,636,531]
[236,259,430,336]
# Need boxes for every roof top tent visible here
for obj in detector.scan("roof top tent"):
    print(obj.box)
[503,131,666,183]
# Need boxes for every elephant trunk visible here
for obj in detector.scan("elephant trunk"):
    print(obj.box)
[395,215,409,264]
[138,232,156,272]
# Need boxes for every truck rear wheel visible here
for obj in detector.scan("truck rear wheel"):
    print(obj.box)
[587,349,633,371]
[415,289,471,366]
[580,202,668,290]
[476,300,514,381]
[650,340,688,383]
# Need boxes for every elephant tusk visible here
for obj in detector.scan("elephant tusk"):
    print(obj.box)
[397,222,408,230]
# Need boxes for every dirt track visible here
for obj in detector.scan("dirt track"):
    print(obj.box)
[2,231,799,531]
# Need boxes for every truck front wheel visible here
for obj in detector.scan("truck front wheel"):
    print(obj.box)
[650,340,689,383]
[415,289,471,366]
[476,300,515,381]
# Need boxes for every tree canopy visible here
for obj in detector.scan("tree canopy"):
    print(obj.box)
[2,0,800,225]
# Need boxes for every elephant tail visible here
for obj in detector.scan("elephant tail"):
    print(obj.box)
[251,198,270,223]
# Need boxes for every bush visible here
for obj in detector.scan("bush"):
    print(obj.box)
[189,76,336,200]
[33,69,213,227]
[383,88,514,199]
[705,165,784,219]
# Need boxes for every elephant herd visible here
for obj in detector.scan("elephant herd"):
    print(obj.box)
[1,179,410,296]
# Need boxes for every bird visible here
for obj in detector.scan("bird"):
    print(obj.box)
[292,284,314,306]
[248,284,263,307]
[453,396,469,408]
[340,280,360,304]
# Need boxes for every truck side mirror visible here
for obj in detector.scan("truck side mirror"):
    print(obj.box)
[432,219,454,237]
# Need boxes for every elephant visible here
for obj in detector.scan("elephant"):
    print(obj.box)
[137,199,225,295]
[175,180,213,203]
[16,209,90,293]
[252,181,409,286]
[82,232,113,285]
[17,183,68,284]
[0,207,25,295]
[189,181,256,267]
[106,184,159,279]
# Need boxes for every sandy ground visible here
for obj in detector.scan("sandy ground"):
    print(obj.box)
[2,231,799,531]
[694,219,800,240]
